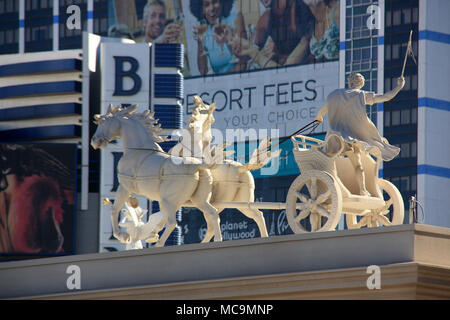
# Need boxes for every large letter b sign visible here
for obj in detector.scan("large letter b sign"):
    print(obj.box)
[113,56,142,96]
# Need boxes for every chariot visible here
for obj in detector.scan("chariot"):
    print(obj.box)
[285,134,404,232]
[213,133,404,233]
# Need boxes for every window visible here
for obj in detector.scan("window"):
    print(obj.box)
[412,8,419,23]
[400,142,410,158]
[94,19,99,33]
[100,17,108,33]
[362,47,370,60]
[372,47,377,61]
[5,29,13,43]
[384,110,390,125]
[391,177,400,190]
[393,10,401,26]
[401,176,410,191]
[353,16,362,29]
[411,74,418,90]
[411,142,417,157]
[411,175,417,191]
[385,77,391,91]
[391,110,400,125]
[401,109,410,124]
[386,11,391,27]
[404,75,411,90]
[385,44,391,61]
[59,23,65,38]
[392,44,400,59]
[346,17,352,32]
[411,108,417,123]
[353,49,361,61]
[5,0,13,12]
[403,8,411,24]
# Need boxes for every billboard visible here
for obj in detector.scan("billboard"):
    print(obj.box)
[0,143,77,255]
[107,0,340,76]
[107,0,339,138]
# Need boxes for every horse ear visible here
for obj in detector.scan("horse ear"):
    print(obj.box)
[193,95,202,105]
[127,104,139,114]
[209,103,216,113]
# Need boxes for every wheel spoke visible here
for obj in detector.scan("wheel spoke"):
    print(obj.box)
[295,191,309,203]
[377,214,392,226]
[296,209,310,223]
[385,198,393,209]
[316,205,330,218]
[310,212,319,231]
[316,190,331,204]
[308,178,318,199]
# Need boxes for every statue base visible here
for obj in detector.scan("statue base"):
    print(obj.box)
[1,224,449,299]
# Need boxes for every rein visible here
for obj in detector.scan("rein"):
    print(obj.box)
[115,120,321,162]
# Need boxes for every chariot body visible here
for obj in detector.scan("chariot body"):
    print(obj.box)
[284,134,404,232]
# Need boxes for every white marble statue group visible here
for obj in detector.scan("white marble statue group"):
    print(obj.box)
[91,72,405,248]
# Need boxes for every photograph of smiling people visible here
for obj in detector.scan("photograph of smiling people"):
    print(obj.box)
[231,0,339,69]
[142,0,182,43]
[108,0,183,44]
[304,0,340,61]
[190,0,248,75]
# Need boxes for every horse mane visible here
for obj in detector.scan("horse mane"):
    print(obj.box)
[95,104,168,143]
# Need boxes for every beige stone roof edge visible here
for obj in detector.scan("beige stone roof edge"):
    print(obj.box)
[1,223,424,270]
[21,261,450,300]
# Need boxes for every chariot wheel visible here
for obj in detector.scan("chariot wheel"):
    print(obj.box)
[286,170,342,233]
[346,179,404,229]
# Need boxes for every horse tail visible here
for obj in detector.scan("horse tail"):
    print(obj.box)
[238,137,281,173]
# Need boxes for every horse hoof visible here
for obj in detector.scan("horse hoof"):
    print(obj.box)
[145,234,159,243]
[115,232,130,243]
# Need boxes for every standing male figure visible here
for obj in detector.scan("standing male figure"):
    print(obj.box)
[315,72,405,196]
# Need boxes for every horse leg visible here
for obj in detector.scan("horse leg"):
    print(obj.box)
[154,200,178,247]
[233,174,268,238]
[190,169,222,243]
[198,203,221,243]
[238,208,268,238]
[111,185,130,243]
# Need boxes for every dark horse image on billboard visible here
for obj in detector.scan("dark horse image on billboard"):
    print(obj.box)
[0,144,76,254]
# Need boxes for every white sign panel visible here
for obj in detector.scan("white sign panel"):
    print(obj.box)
[183,62,337,140]
[98,42,152,252]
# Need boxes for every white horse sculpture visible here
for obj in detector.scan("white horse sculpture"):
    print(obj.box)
[91,104,223,246]
[170,96,281,241]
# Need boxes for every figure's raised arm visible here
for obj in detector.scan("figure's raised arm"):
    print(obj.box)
[370,76,405,104]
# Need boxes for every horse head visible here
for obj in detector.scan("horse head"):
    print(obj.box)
[91,104,125,149]
[91,104,166,150]
[188,96,216,153]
